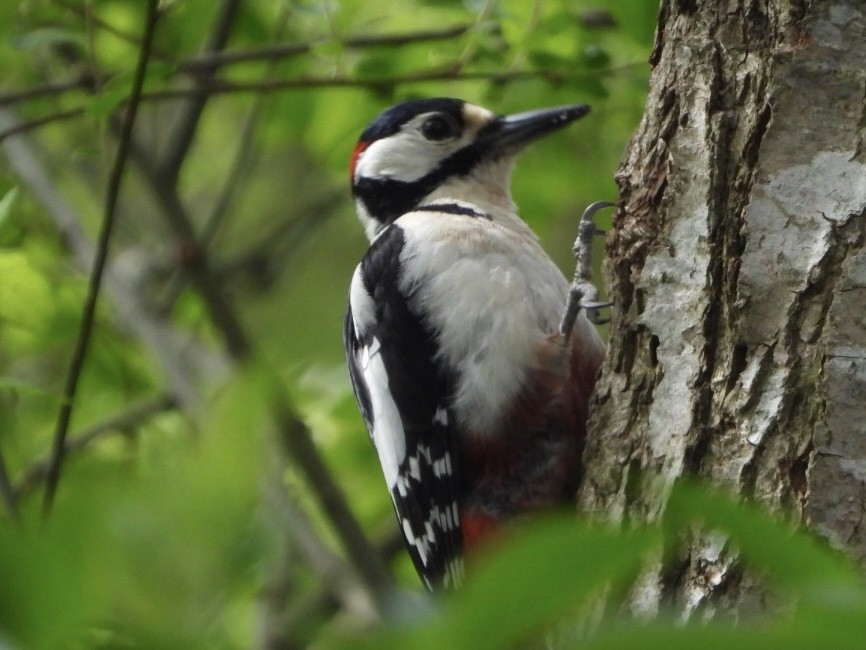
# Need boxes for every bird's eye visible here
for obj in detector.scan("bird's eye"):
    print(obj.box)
[420,114,459,141]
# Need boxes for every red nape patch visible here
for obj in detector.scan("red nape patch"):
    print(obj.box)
[462,512,501,552]
[349,141,369,183]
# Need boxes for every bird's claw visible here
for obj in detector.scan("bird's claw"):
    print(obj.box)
[559,201,616,337]
[581,300,613,325]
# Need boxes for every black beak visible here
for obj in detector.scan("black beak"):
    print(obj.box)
[486,104,590,155]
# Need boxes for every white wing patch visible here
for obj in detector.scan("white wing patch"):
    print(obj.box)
[349,265,377,332]
[358,335,405,491]
[350,265,407,491]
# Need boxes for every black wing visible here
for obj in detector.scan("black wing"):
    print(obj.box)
[343,224,464,589]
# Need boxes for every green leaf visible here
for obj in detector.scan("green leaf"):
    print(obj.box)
[445,521,655,648]
[354,519,658,649]
[0,250,53,350]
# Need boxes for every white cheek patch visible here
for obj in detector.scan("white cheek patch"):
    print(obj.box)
[354,112,479,184]
[356,133,445,183]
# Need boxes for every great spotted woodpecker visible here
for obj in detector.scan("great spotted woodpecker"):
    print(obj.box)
[343,98,606,590]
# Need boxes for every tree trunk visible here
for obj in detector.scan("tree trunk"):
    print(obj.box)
[579,0,866,617]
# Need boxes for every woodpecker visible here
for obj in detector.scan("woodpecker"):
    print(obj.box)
[343,98,606,590]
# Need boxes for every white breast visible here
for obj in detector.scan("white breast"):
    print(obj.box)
[397,208,569,436]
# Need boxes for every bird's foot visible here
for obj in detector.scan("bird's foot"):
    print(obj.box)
[559,201,615,336]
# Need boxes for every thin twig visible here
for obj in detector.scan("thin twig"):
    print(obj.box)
[271,388,394,606]
[262,450,380,630]
[160,0,240,185]
[142,62,646,99]
[17,393,179,499]
[123,108,389,611]
[273,527,407,647]
[155,17,283,313]
[0,448,19,521]
[0,108,85,141]
[42,0,161,517]
[51,0,172,60]
[215,192,343,285]
[0,62,644,142]
[0,25,473,109]
[0,108,228,407]
[122,134,252,360]
[141,66,557,99]
[177,24,472,73]
[198,97,262,245]
[0,77,86,107]
[199,12,292,247]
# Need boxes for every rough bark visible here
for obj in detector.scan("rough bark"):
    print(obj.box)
[578,0,866,617]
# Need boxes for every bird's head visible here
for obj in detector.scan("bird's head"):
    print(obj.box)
[349,98,590,240]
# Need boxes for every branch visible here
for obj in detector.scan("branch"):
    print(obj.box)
[159,0,240,184]
[0,24,472,110]
[270,527,407,647]
[177,24,472,73]
[214,192,343,289]
[138,65,585,100]
[271,389,394,606]
[0,107,229,406]
[153,17,285,314]
[123,108,388,611]
[50,0,172,61]
[0,108,85,141]
[0,77,86,107]
[0,448,19,521]
[42,0,161,516]
[0,62,643,142]
[16,393,179,499]
[122,134,252,360]
[260,452,383,639]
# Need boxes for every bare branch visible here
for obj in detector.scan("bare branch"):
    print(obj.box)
[271,389,395,607]
[160,0,241,185]
[0,107,228,406]
[0,77,86,107]
[0,24,472,109]
[42,0,162,516]
[122,134,252,360]
[139,66,572,99]
[0,108,85,141]
[261,451,380,637]
[155,14,285,314]
[0,61,643,142]
[269,527,407,647]
[50,0,172,60]
[177,24,472,74]
[16,394,179,499]
[0,448,19,521]
[123,100,387,612]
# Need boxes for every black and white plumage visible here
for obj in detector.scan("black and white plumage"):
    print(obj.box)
[344,98,606,589]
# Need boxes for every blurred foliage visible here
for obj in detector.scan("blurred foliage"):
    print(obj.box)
[338,483,866,649]
[3,0,857,648]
